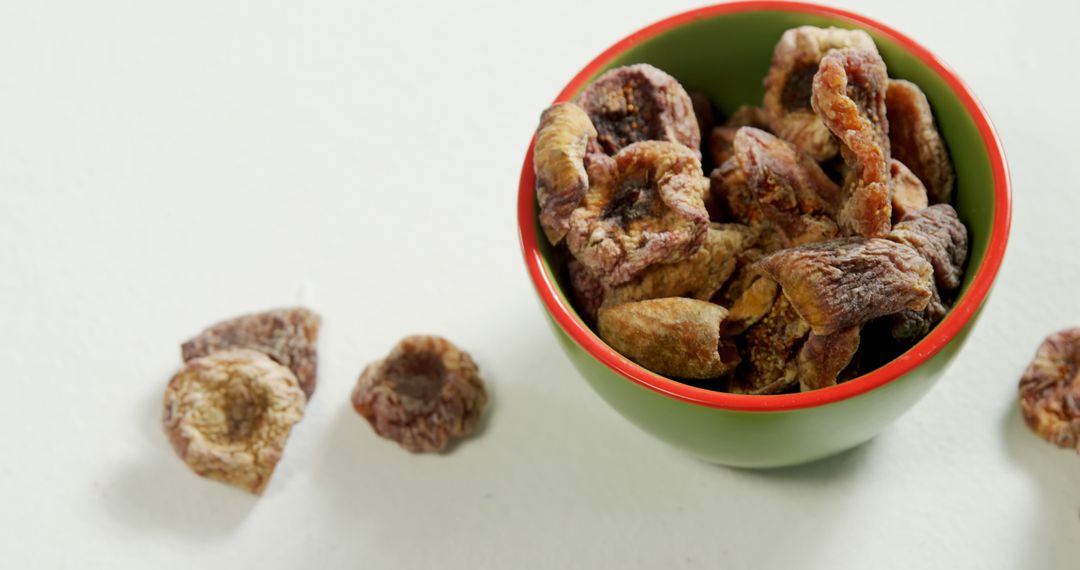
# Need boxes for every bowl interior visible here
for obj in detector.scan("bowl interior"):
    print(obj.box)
[526,5,1006,409]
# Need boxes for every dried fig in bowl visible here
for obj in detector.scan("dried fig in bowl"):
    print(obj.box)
[534,103,601,245]
[575,63,700,155]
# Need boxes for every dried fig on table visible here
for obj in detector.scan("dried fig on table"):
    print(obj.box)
[598,297,739,379]
[756,237,933,336]
[163,349,306,495]
[812,47,893,238]
[887,79,956,204]
[182,307,321,398]
[565,140,710,287]
[602,223,756,309]
[1019,328,1080,452]
[889,159,929,224]
[534,103,601,245]
[763,26,877,161]
[729,296,809,395]
[353,336,488,453]
[575,64,701,156]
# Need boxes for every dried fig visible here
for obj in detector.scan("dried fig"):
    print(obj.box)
[887,203,968,293]
[890,159,929,223]
[757,237,934,336]
[730,296,809,395]
[182,307,321,399]
[163,349,306,495]
[797,327,861,391]
[598,297,739,379]
[812,47,892,238]
[763,26,877,161]
[352,336,487,453]
[534,103,599,245]
[575,64,700,155]
[886,79,955,204]
[565,140,709,287]
[1019,328,1080,452]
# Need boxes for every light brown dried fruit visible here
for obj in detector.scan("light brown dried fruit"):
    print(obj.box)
[565,140,709,287]
[812,47,892,238]
[757,237,934,336]
[1019,328,1080,451]
[887,203,968,293]
[763,26,877,161]
[534,103,599,245]
[575,64,701,156]
[797,327,861,391]
[603,223,755,308]
[163,349,306,495]
[886,79,955,204]
[733,127,843,247]
[599,297,739,379]
[730,296,808,395]
[352,335,487,453]
[890,159,929,223]
[725,105,770,129]
[182,307,321,399]
[721,274,779,337]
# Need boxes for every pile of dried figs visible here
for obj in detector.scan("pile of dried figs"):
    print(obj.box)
[532,26,969,394]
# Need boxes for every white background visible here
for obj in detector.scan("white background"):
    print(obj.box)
[1,0,1077,568]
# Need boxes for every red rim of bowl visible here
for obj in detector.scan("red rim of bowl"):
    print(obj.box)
[517,1,1012,412]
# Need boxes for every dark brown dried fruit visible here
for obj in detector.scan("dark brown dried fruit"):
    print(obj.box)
[1019,328,1080,452]
[598,297,739,379]
[534,103,599,245]
[812,47,892,238]
[689,92,715,144]
[890,159,929,224]
[733,127,843,247]
[163,349,306,495]
[757,237,934,336]
[352,336,487,453]
[182,307,321,399]
[797,327,861,391]
[568,258,607,323]
[886,79,955,204]
[566,141,709,287]
[575,64,700,156]
[708,106,770,166]
[763,26,876,161]
[603,223,755,308]
[710,157,761,226]
[887,204,968,293]
[730,296,809,395]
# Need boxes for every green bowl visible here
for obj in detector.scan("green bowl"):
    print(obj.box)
[517,2,1011,467]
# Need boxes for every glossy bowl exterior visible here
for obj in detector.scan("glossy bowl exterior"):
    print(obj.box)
[518,2,1010,467]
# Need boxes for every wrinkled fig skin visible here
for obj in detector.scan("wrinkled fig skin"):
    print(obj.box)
[887,204,968,293]
[575,64,701,156]
[603,224,755,309]
[730,296,808,395]
[733,127,844,247]
[352,336,487,453]
[534,103,598,245]
[797,327,861,392]
[1019,328,1080,452]
[163,349,306,495]
[812,48,892,238]
[565,141,710,287]
[889,159,929,224]
[757,237,934,336]
[886,79,956,205]
[763,26,877,161]
[182,307,321,399]
[598,298,738,379]
[888,287,948,344]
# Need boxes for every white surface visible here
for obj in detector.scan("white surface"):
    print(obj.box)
[1,0,1077,567]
